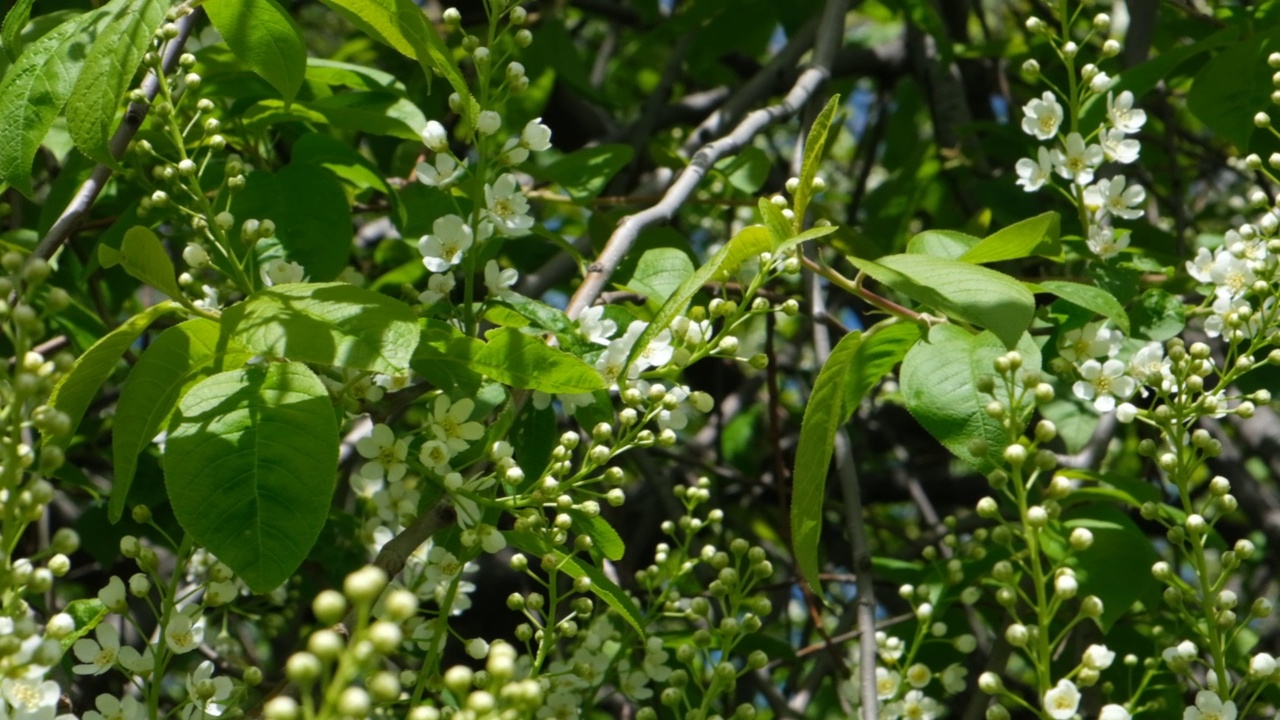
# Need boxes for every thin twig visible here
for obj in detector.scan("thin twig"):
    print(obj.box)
[33,8,203,262]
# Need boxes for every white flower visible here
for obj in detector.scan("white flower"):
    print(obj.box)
[642,637,671,681]
[906,663,932,688]
[447,473,496,528]
[1251,652,1277,677]
[499,137,529,165]
[940,663,967,694]
[577,305,617,346]
[164,613,205,654]
[1100,705,1131,720]
[1083,644,1116,670]
[1115,402,1138,423]
[477,110,502,136]
[99,576,127,613]
[619,668,652,700]
[1073,358,1137,412]
[429,395,486,454]
[876,667,901,699]
[1043,679,1081,720]
[193,284,220,311]
[183,243,209,268]
[1052,132,1104,185]
[1107,91,1147,134]
[899,689,941,720]
[484,260,519,300]
[1016,146,1055,192]
[84,693,146,720]
[418,439,452,475]
[1021,91,1064,140]
[521,117,552,151]
[354,424,410,496]
[418,215,474,272]
[1209,253,1257,301]
[72,623,121,675]
[2,677,61,720]
[422,120,449,151]
[1084,176,1145,220]
[1086,224,1129,259]
[1186,247,1215,283]
[260,258,306,286]
[1058,321,1120,362]
[1089,71,1114,94]
[1183,690,1236,720]
[416,154,464,188]
[484,174,535,236]
[418,273,456,305]
[475,523,506,553]
[181,660,235,720]
[1129,343,1174,391]
[633,327,674,371]
[1100,128,1140,164]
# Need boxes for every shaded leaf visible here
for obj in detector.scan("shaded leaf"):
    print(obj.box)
[473,327,605,394]
[204,0,306,102]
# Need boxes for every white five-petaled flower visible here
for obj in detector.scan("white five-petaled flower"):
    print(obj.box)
[181,660,235,720]
[1086,224,1129,259]
[1043,678,1081,720]
[499,137,529,166]
[940,663,967,694]
[164,612,205,654]
[416,154,464,188]
[1107,90,1147,134]
[474,523,506,553]
[1183,690,1237,720]
[1016,146,1055,192]
[418,439,452,475]
[1209,253,1257,302]
[1073,358,1137,412]
[85,693,146,720]
[875,667,901,699]
[1083,643,1116,670]
[1084,176,1145,220]
[419,215,474,272]
[260,258,306,287]
[429,395,485,454]
[354,423,410,496]
[1100,127,1140,164]
[1101,705,1132,720]
[72,623,121,675]
[899,689,941,720]
[1058,321,1120,362]
[2,677,61,720]
[1129,342,1174,392]
[577,305,617,346]
[484,174,535,236]
[521,117,552,151]
[484,260,519,300]
[1186,247,1215,284]
[1021,91,1064,140]
[418,273,457,306]
[1052,132,1104,185]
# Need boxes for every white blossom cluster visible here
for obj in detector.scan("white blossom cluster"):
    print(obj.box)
[1015,27,1148,258]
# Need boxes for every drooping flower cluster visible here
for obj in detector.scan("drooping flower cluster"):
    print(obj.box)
[1015,21,1147,259]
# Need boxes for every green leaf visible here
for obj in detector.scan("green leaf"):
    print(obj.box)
[718,146,770,193]
[758,197,792,247]
[57,599,108,651]
[107,226,182,299]
[411,324,483,395]
[46,302,180,446]
[0,5,114,195]
[625,224,771,371]
[571,512,625,562]
[1,0,36,60]
[221,283,419,375]
[792,320,920,592]
[792,329,863,593]
[848,253,1036,349]
[305,92,428,140]
[292,132,391,194]
[613,228,696,307]
[841,322,922,422]
[507,531,642,632]
[898,325,1041,473]
[1129,288,1185,342]
[305,57,403,93]
[232,164,353,281]
[1031,280,1130,335]
[111,319,254,523]
[542,145,634,202]
[496,295,574,335]
[793,93,840,223]
[165,362,338,592]
[906,229,980,259]
[64,0,167,165]
[1187,27,1280,150]
[472,327,606,394]
[959,212,1061,264]
[204,0,307,103]
[1063,504,1161,632]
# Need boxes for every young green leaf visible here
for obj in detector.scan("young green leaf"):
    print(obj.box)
[64,0,167,165]
[221,282,419,375]
[204,0,307,103]
[57,599,108,651]
[472,327,606,394]
[959,212,1061,264]
[1,0,36,60]
[165,362,338,592]
[792,93,840,224]
[906,229,980,259]
[46,301,180,446]
[111,319,254,523]
[898,325,1041,473]
[758,196,792,247]
[0,5,115,195]
[848,253,1035,349]
[113,226,183,299]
